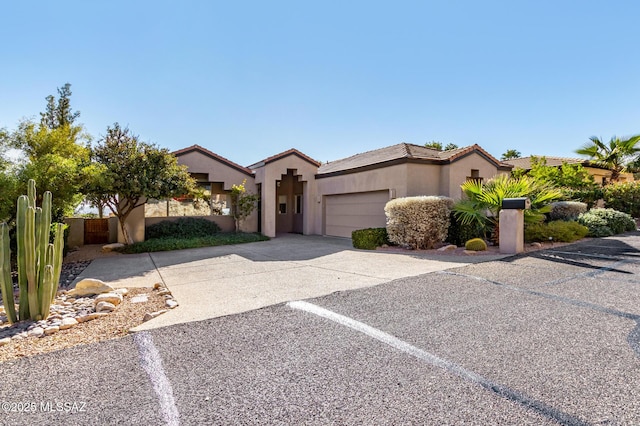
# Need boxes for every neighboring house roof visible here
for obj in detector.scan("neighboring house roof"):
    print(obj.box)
[248,148,321,169]
[173,144,254,176]
[317,143,511,177]
[502,156,589,170]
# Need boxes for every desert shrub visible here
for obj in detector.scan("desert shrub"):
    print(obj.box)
[120,233,268,254]
[465,238,487,251]
[577,208,637,237]
[352,228,389,250]
[525,220,589,243]
[446,212,484,247]
[603,181,640,218]
[146,217,222,239]
[559,187,604,209]
[385,196,454,249]
[548,201,588,221]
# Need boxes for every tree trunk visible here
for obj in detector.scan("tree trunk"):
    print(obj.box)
[118,214,134,245]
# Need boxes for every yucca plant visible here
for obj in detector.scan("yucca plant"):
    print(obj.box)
[0,179,64,323]
[453,175,563,243]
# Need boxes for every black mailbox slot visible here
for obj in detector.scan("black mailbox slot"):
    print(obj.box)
[502,197,531,210]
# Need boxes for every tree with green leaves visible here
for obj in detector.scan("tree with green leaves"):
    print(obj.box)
[444,143,459,150]
[2,84,91,221]
[424,141,443,150]
[87,123,196,244]
[230,179,259,232]
[575,135,640,183]
[501,149,521,160]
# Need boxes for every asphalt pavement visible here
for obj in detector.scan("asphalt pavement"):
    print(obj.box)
[1,233,639,425]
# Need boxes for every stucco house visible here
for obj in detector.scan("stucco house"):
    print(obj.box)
[163,142,512,239]
[503,156,635,185]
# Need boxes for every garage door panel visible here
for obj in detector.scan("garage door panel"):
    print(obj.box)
[324,191,389,238]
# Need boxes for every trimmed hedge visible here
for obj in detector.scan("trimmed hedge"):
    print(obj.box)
[548,201,587,221]
[525,220,589,243]
[577,208,636,237]
[146,217,222,239]
[352,228,389,250]
[385,196,454,250]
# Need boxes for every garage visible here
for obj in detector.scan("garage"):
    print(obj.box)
[324,190,390,238]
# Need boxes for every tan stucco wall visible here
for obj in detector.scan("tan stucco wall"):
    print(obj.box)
[253,156,318,238]
[406,163,441,196]
[441,154,508,199]
[64,218,85,247]
[584,167,634,185]
[118,203,146,244]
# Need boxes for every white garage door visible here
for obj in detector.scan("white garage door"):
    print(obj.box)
[324,190,389,238]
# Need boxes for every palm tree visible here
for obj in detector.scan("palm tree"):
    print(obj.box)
[501,149,521,160]
[575,135,640,183]
[453,174,563,242]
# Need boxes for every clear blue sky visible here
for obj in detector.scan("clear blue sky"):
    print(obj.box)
[1,1,638,166]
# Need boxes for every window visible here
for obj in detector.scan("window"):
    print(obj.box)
[466,169,483,182]
[278,195,287,214]
[294,195,302,214]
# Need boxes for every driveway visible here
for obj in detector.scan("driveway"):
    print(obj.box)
[75,234,506,331]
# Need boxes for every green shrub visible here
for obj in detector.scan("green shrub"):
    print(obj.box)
[385,196,454,249]
[121,233,269,254]
[352,228,389,250]
[548,201,587,221]
[446,212,483,247]
[577,208,637,237]
[603,181,640,218]
[465,238,487,251]
[146,217,221,239]
[525,220,589,243]
[560,187,604,209]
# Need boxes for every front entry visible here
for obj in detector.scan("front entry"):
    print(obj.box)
[276,170,304,234]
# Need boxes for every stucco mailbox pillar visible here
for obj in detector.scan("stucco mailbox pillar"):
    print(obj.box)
[499,197,530,254]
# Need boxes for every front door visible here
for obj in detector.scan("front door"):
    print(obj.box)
[275,170,304,234]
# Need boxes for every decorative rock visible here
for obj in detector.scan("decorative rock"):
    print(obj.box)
[143,310,168,322]
[131,294,149,304]
[67,278,114,297]
[114,288,129,296]
[158,289,172,296]
[76,312,110,323]
[28,327,45,338]
[60,317,78,330]
[96,301,116,313]
[153,283,162,290]
[437,244,458,252]
[530,242,543,248]
[44,326,60,335]
[463,250,478,255]
[95,292,123,306]
[165,300,179,309]
[0,337,11,346]
[102,242,125,252]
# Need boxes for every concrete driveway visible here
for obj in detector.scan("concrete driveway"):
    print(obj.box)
[74,234,506,331]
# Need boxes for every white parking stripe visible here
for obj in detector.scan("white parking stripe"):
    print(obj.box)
[134,332,180,426]
[288,300,588,426]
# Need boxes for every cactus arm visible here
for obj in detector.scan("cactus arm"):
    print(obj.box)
[27,179,36,208]
[39,265,54,319]
[51,223,64,301]
[24,205,40,320]
[16,195,30,321]
[0,223,17,324]
[36,192,52,312]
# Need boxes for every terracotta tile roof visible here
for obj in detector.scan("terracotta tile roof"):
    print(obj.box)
[503,156,587,170]
[317,143,510,175]
[248,148,321,169]
[173,145,254,176]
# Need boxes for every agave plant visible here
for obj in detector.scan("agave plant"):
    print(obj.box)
[453,174,563,242]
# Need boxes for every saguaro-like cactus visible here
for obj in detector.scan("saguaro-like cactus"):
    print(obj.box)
[0,180,65,322]
[0,223,17,324]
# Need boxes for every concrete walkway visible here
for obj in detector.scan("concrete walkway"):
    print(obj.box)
[73,234,507,331]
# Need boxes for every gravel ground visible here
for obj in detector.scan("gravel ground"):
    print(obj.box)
[0,246,166,363]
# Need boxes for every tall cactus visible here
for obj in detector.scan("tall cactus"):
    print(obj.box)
[0,223,17,324]
[0,179,65,322]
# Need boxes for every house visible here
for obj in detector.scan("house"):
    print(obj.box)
[503,156,635,185]
[153,142,512,239]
